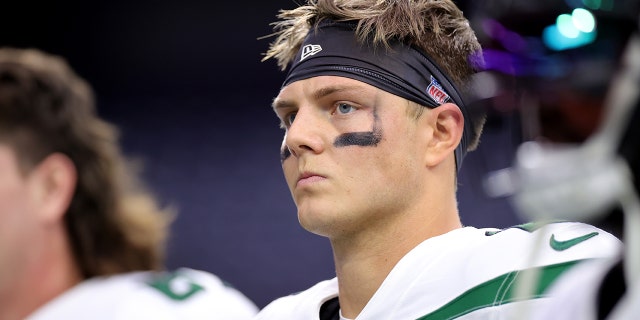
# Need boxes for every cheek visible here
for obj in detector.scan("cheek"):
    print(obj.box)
[362,134,420,181]
[0,180,26,213]
[281,159,298,188]
[333,112,376,133]
[0,184,32,242]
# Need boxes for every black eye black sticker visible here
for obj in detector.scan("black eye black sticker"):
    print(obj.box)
[279,105,383,161]
[334,106,382,147]
[333,130,382,147]
[280,145,292,162]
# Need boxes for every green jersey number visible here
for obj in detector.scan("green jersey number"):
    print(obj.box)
[148,271,204,301]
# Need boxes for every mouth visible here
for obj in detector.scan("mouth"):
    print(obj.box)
[297,171,327,187]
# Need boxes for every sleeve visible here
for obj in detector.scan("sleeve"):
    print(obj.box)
[118,268,258,320]
[528,258,619,320]
[536,221,622,263]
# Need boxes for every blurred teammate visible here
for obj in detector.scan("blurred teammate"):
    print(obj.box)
[0,47,258,319]
[256,0,621,319]
[471,1,640,319]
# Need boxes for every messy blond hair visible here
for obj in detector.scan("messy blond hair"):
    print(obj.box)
[264,0,485,150]
[0,48,171,278]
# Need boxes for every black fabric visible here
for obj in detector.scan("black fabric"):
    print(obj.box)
[597,259,626,320]
[319,297,341,320]
[617,89,640,195]
[283,19,473,169]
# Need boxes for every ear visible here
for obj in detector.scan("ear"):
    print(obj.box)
[28,153,77,224]
[424,103,464,167]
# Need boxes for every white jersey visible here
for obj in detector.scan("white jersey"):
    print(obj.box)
[256,222,621,320]
[529,257,627,320]
[27,268,258,320]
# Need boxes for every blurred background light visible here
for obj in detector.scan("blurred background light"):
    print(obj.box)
[543,9,597,50]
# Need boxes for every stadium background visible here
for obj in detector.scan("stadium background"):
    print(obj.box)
[1,0,523,308]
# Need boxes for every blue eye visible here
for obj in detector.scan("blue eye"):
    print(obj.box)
[286,112,297,126]
[336,103,355,114]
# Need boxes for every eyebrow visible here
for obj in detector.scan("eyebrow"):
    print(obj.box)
[272,85,365,111]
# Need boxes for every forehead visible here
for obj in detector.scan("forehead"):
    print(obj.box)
[273,76,389,110]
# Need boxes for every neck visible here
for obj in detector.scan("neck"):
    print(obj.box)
[0,227,82,320]
[331,197,462,318]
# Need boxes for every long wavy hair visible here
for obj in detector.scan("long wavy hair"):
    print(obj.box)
[0,48,171,278]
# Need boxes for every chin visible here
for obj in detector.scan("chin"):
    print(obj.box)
[297,208,337,237]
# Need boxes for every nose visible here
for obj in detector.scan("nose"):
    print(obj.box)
[284,107,325,158]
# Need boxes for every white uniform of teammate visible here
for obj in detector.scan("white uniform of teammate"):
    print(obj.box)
[529,257,628,320]
[256,222,620,320]
[27,268,258,320]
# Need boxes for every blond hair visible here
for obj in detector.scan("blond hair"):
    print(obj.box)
[264,0,486,150]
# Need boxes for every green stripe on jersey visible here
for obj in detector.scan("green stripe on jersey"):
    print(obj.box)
[416,260,584,320]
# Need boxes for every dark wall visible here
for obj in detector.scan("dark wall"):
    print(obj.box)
[1,0,522,308]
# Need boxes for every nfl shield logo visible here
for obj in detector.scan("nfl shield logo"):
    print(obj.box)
[426,76,450,105]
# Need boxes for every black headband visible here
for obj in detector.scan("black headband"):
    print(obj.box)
[283,20,472,169]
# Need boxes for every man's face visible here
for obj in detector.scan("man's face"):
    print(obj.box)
[273,76,430,238]
[0,143,39,290]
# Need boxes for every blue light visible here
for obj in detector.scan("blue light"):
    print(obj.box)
[557,13,580,38]
[572,8,596,33]
[543,9,598,51]
[543,24,597,51]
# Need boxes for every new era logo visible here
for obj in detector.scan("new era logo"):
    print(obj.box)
[300,44,322,61]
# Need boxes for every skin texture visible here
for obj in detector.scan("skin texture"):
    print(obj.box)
[272,76,465,317]
[0,48,172,320]
[0,144,36,298]
[280,100,383,160]
[0,144,81,320]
